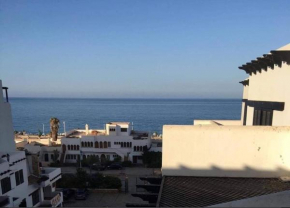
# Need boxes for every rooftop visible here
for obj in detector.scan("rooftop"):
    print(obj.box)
[107,122,130,125]
[157,176,290,207]
[66,130,106,138]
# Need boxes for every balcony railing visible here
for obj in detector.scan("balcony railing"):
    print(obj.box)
[40,191,63,207]
[2,87,9,102]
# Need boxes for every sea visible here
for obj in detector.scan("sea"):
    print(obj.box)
[10,98,242,135]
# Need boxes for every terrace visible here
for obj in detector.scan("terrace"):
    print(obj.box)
[66,130,106,138]
[131,131,149,140]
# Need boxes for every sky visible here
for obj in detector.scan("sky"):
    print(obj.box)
[0,0,290,99]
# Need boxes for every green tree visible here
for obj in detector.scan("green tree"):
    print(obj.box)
[76,168,88,188]
[87,155,98,176]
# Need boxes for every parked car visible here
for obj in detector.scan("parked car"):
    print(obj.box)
[62,188,75,200]
[107,163,123,170]
[74,189,89,200]
[92,163,106,171]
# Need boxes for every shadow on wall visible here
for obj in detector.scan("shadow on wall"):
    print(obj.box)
[162,165,290,178]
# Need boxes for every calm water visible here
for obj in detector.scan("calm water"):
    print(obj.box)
[10,98,242,134]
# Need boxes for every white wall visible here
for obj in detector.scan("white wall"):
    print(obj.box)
[162,125,290,178]
[245,63,290,126]
[0,80,16,152]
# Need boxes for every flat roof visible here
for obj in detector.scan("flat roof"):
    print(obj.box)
[157,176,290,207]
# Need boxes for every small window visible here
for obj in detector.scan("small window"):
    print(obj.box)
[15,170,24,186]
[253,109,273,126]
[157,143,162,147]
[108,142,111,147]
[121,128,127,132]
[106,155,110,160]
[51,154,54,160]
[44,154,49,162]
[32,189,40,206]
[1,177,11,194]
[110,128,116,132]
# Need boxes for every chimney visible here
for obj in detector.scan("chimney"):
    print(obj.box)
[85,124,89,135]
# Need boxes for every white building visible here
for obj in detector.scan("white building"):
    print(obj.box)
[61,122,152,164]
[157,44,290,207]
[0,80,63,207]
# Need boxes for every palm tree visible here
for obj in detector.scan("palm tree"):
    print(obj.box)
[50,117,60,141]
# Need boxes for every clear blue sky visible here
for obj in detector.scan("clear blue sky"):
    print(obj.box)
[1,0,289,98]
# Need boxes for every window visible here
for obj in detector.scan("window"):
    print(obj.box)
[15,170,24,186]
[121,142,124,148]
[253,109,273,126]
[108,142,111,147]
[1,177,11,194]
[104,141,108,148]
[134,146,136,151]
[124,142,127,148]
[109,128,115,132]
[127,142,129,148]
[81,142,84,147]
[95,141,99,148]
[77,145,79,150]
[100,142,103,148]
[121,128,127,132]
[44,154,49,162]
[106,155,110,160]
[130,142,132,147]
[157,143,162,147]
[74,155,76,159]
[32,189,40,206]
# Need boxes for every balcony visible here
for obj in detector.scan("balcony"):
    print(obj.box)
[39,191,63,207]
[40,167,61,187]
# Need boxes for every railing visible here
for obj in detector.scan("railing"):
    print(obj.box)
[2,87,9,102]
[41,191,63,207]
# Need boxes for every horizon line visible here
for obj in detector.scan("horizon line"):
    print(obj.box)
[9,96,241,100]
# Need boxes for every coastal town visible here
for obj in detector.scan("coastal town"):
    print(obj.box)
[1,43,290,207]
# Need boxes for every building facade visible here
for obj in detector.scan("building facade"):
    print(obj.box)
[0,80,63,207]
[157,44,290,207]
[61,122,152,164]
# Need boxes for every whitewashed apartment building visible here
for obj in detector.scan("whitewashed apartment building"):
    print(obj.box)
[61,122,152,164]
[157,44,290,207]
[0,80,63,207]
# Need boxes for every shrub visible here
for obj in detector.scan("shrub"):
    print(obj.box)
[142,151,162,168]
[122,161,132,167]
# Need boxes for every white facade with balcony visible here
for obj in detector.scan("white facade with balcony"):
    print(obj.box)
[0,80,63,207]
[61,122,152,164]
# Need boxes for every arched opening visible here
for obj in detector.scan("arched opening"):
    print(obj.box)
[96,155,100,162]
[81,142,84,147]
[140,146,143,151]
[101,154,106,163]
[100,141,103,148]
[84,142,87,147]
[127,142,129,148]
[124,142,127,148]
[77,145,79,150]
[134,146,136,151]
[104,141,108,148]
[130,142,132,147]
[95,141,99,148]
[74,145,77,150]
[68,145,71,150]
[90,142,93,147]
[121,142,124,148]
[143,145,147,151]
[137,146,140,151]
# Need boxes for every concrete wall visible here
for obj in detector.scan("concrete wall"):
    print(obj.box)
[162,125,290,177]
[0,80,16,152]
[245,63,290,126]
